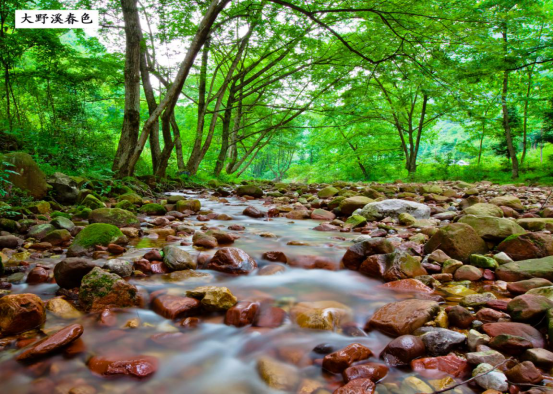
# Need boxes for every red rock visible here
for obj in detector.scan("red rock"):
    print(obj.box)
[228,224,245,231]
[489,334,533,355]
[98,308,117,327]
[486,299,510,311]
[30,242,52,250]
[380,279,432,293]
[507,294,553,321]
[262,251,288,263]
[311,209,336,221]
[447,305,474,329]
[342,363,388,383]
[334,378,375,394]
[0,293,46,336]
[497,233,553,261]
[17,324,83,361]
[379,335,425,366]
[507,278,553,295]
[482,322,545,348]
[150,261,170,274]
[224,301,259,327]
[192,232,217,249]
[133,258,151,273]
[322,344,373,374]
[143,250,162,261]
[313,223,341,231]
[254,306,286,328]
[107,244,126,255]
[26,267,49,284]
[180,317,200,329]
[475,308,510,323]
[367,299,439,337]
[482,269,495,280]
[505,361,543,384]
[243,206,264,218]
[151,295,201,319]
[285,210,310,220]
[411,353,470,378]
[88,355,158,378]
[206,247,257,274]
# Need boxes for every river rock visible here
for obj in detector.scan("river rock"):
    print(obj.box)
[342,363,388,383]
[47,172,78,204]
[311,209,335,221]
[151,295,201,319]
[335,378,375,394]
[458,215,525,241]
[0,293,46,336]
[0,234,22,249]
[162,245,196,270]
[237,185,263,198]
[367,299,439,337]
[42,229,71,246]
[339,196,373,216]
[341,238,394,270]
[420,328,466,356]
[496,256,553,281]
[453,265,482,281]
[88,355,158,378]
[482,322,544,348]
[463,203,504,217]
[104,259,133,277]
[89,208,140,228]
[472,363,508,392]
[175,199,201,212]
[79,267,139,312]
[51,216,75,232]
[378,336,425,369]
[192,231,218,248]
[466,350,505,366]
[523,348,553,369]
[505,361,543,384]
[67,223,126,257]
[322,343,373,373]
[411,353,470,378]
[243,206,264,218]
[27,224,55,241]
[360,251,427,281]
[497,232,553,261]
[206,247,257,274]
[507,278,553,294]
[447,305,474,329]
[424,223,487,262]
[46,297,82,319]
[356,199,430,221]
[186,286,237,311]
[3,152,48,199]
[17,323,83,361]
[490,195,524,210]
[54,258,97,288]
[224,301,259,327]
[318,186,339,198]
[26,267,49,284]
[507,294,553,321]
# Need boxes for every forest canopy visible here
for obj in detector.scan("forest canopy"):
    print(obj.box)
[1,0,553,184]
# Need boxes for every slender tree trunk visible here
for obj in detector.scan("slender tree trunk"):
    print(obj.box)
[140,47,161,173]
[501,29,519,179]
[521,64,535,165]
[213,86,236,176]
[113,0,142,176]
[478,122,485,165]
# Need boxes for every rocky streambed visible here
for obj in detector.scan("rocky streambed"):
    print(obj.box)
[1,181,553,393]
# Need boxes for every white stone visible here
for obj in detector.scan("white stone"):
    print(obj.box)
[354,199,431,221]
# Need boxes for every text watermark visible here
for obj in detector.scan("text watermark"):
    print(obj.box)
[15,10,98,29]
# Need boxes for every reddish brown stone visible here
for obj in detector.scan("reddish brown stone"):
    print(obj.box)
[254,306,286,328]
[151,295,200,319]
[143,250,162,261]
[88,355,158,378]
[180,317,200,329]
[342,363,388,383]
[206,247,257,274]
[341,239,394,271]
[261,251,288,263]
[507,278,553,295]
[289,255,338,271]
[497,233,553,261]
[17,324,83,361]
[0,293,46,336]
[334,378,375,394]
[107,244,126,255]
[475,308,510,323]
[447,305,474,329]
[367,299,439,337]
[380,279,432,293]
[322,344,373,374]
[379,335,426,366]
[482,322,545,348]
[411,353,470,378]
[505,361,543,384]
[26,267,49,284]
[224,301,259,327]
[98,308,117,327]
[150,261,170,274]
[243,206,264,218]
[133,258,151,273]
[489,334,533,355]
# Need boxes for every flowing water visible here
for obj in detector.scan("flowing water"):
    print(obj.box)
[0,191,474,394]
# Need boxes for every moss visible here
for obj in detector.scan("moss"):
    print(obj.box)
[115,200,136,212]
[79,267,118,304]
[81,194,105,209]
[72,223,123,249]
[89,208,139,227]
[51,211,71,219]
[139,203,167,215]
[175,199,201,212]
[117,193,143,205]
[74,207,92,219]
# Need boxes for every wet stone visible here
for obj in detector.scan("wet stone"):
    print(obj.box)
[420,328,466,356]
[88,355,158,378]
[334,378,375,394]
[151,295,201,319]
[505,361,543,384]
[379,335,425,367]
[0,293,46,337]
[206,247,257,274]
[224,301,259,327]
[367,299,439,337]
[322,343,373,374]
[17,323,83,361]
[342,363,388,383]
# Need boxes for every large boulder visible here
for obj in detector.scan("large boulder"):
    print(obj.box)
[517,218,553,232]
[463,203,504,217]
[206,247,257,274]
[1,152,48,199]
[356,199,430,221]
[79,267,139,312]
[339,196,373,216]
[67,223,126,257]
[496,256,553,282]
[162,245,196,270]
[89,208,140,228]
[424,223,487,262]
[458,215,525,242]
[47,172,78,204]
[317,186,339,198]
[359,251,427,281]
[54,257,97,288]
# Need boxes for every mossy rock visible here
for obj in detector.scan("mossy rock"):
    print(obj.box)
[89,208,139,228]
[0,218,17,232]
[317,186,339,199]
[28,201,51,214]
[236,185,263,198]
[167,195,186,204]
[51,211,71,219]
[1,152,48,199]
[339,196,373,216]
[74,207,92,219]
[50,216,75,232]
[207,179,221,188]
[81,194,105,210]
[79,267,138,312]
[117,193,143,206]
[463,203,503,218]
[344,215,367,229]
[114,200,136,212]
[27,223,56,240]
[139,203,167,216]
[42,229,71,246]
[175,199,201,213]
[67,223,126,257]
[328,196,347,210]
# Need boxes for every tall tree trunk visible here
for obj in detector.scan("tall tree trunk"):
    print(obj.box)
[478,122,485,165]
[521,64,535,165]
[213,86,237,176]
[113,0,142,176]
[501,29,519,179]
[125,0,230,176]
[140,47,161,174]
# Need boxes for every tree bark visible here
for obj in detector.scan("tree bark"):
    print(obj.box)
[139,47,161,174]
[501,29,519,179]
[113,0,142,176]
